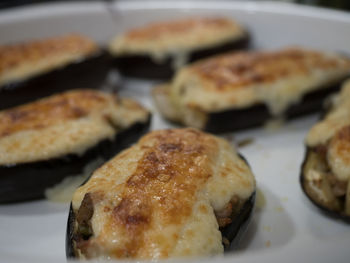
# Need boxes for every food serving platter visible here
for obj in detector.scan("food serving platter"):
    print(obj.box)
[0,1,350,262]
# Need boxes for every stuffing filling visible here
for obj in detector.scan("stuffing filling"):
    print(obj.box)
[304,138,350,216]
[73,193,247,256]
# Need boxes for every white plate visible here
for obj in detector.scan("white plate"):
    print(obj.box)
[0,1,349,263]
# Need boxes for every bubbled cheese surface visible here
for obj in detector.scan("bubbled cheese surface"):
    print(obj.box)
[0,89,149,165]
[0,34,98,87]
[72,128,255,260]
[158,48,350,128]
[109,17,246,60]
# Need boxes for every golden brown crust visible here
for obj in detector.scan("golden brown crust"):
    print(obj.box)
[0,90,109,138]
[72,128,255,259]
[331,125,350,156]
[191,48,350,91]
[109,17,246,59]
[306,80,350,147]
[0,34,97,76]
[123,18,242,40]
[0,90,149,165]
[306,81,350,183]
[327,125,350,181]
[104,129,217,258]
[154,47,350,128]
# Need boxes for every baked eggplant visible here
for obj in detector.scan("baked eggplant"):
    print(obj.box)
[0,34,111,110]
[0,90,150,203]
[301,80,350,222]
[153,47,350,133]
[108,17,249,79]
[66,128,256,260]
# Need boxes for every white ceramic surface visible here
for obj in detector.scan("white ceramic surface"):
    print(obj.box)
[0,1,349,262]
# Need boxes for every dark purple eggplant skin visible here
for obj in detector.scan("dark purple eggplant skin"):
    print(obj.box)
[0,116,151,204]
[66,153,255,258]
[300,148,350,223]
[221,192,256,251]
[0,51,112,111]
[204,77,349,133]
[111,34,250,80]
[66,203,77,259]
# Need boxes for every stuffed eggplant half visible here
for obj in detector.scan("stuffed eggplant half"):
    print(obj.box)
[108,17,249,79]
[0,34,111,110]
[0,90,150,203]
[67,128,256,260]
[153,47,350,133]
[301,80,350,222]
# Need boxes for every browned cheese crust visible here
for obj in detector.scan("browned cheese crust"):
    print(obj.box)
[72,128,255,259]
[122,17,242,41]
[0,34,98,86]
[0,89,149,165]
[303,80,350,217]
[0,90,107,138]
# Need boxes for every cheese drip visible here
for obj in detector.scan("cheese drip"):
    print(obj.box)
[160,48,350,128]
[307,80,350,182]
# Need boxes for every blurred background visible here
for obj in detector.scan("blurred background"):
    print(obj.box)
[0,0,349,11]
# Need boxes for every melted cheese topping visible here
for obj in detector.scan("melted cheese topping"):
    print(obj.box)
[306,80,350,146]
[152,84,207,129]
[156,48,350,128]
[306,80,350,182]
[0,34,98,87]
[0,90,149,165]
[328,126,350,181]
[45,158,104,203]
[109,17,246,63]
[72,128,255,260]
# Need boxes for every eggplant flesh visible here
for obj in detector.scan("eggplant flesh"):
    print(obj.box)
[0,52,111,111]
[112,35,250,80]
[300,148,350,222]
[204,78,347,133]
[0,117,150,203]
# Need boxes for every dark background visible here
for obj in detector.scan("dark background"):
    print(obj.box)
[0,0,349,11]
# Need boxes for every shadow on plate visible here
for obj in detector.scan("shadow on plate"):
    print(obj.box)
[234,184,296,252]
[300,193,350,240]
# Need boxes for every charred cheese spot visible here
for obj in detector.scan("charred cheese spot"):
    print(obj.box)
[0,90,149,165]
[72,128,255,259]
[109,17,246,59]
[0,34,98,86]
